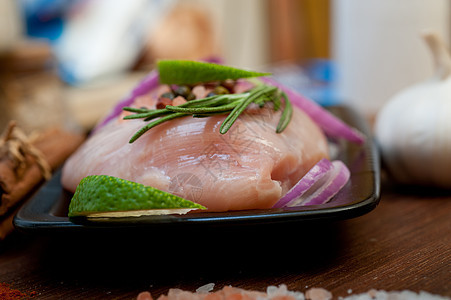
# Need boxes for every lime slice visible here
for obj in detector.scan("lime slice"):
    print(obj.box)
[157,60,271,85]
[68,175,206,218]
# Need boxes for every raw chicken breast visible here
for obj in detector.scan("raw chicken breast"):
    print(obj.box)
[61,87,329,211]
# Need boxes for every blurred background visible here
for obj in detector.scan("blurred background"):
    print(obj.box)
[1,0,450,133]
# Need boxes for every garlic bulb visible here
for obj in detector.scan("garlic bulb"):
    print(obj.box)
[374,31,451,188]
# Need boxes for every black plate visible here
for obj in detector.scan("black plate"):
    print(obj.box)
[13,105,380,233]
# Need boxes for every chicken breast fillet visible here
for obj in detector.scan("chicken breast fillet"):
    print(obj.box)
[61,91,329,211]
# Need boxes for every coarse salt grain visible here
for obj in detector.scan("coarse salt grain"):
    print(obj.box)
[137,291,152,300]
[196,283,215,294]
[305,288,332,300]
[367,289,378,298]
[137,286,451,300]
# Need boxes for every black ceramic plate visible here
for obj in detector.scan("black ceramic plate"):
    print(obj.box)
[14,105,380,233]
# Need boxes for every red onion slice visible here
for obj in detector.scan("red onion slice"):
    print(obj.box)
[300,160,350,206]
[273,158,333,208]
[275,160,350,208]
[261,77,366,144]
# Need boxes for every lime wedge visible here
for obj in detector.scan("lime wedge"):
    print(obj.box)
[157,60,271,85]
[68,175,206,218]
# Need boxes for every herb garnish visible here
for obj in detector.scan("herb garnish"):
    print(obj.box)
[123,61,293,143]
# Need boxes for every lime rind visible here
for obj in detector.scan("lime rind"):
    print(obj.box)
[157,60,271,85]
[68,175,205,217]
[85,209,197,219]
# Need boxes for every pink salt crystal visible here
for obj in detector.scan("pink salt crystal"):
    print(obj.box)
[272,295,297,300]
[367,289,378,298]
[204,293,223,300]
[305,288,332,300]
[157,85,172,95]
[137,291,153,300]
[167,288,202,300]
[172,96,188,106]
[192,85,207,99]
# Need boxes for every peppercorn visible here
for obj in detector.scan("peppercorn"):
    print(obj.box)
[213,85,229,95]
[206,85,230,97]
[160,92,175,100]
[221,79,235,93]
[186,93,196,101]
[173,85,191,98]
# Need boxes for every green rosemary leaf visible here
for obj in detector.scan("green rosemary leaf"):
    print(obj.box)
[272,90,282,111]
[219,85,269,134]
[129,112,187,143]
[253,86,278,106]
[123,113,150,120]
[276,92,293,133]
[165,101,240,114]
[158,60,271,85]
[174,94,222,107]
[123,107,150,113]
[143,112,174,122]
[123,109,170,120]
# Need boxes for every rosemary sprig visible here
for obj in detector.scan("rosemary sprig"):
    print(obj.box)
[276,92,293,133]
[128,112,188,143]
[123,84,292,143]
[123,108,168,120]
[166,102,241,114]
[219,85,275,134]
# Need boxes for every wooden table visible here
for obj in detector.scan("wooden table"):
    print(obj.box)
[0,179,450,299]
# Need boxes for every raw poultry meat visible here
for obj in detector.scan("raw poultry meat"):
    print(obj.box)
[61,85,329,211]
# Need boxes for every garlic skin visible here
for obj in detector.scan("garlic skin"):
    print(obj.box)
[374,32,451,188]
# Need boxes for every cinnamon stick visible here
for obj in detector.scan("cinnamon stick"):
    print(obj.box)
[0,124,85,239]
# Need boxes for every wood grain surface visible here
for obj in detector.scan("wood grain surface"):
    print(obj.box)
[0,181,450,299]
